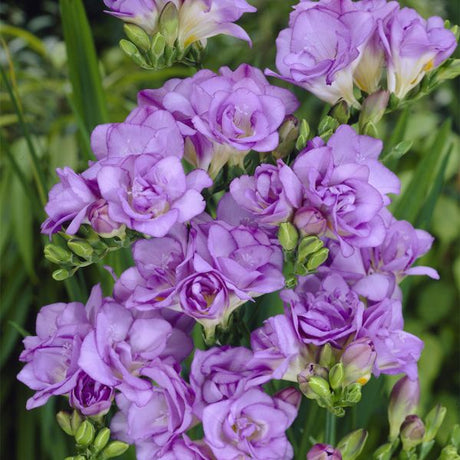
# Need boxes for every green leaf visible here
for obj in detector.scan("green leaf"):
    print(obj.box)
[393,120,452,223]
[59,0,108,152]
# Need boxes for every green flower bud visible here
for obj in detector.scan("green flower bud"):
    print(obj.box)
[318,343,335,369]
[285,275,297,289]
[299,119,310,139]
[70,410,82,433]
[297,236,324,261]
[295,134,307,151]
[373,443,393,460]
[75,420,95,447]
[293,263,308,276]
[101,441,130,459]
[123,24,151,51]
[423,404,446,442]
[151,32,166,59]
[451,425,460,450]
[278,223,299,251]
[329,363,344,391]
[344,383,362,404]
[337,429,368,460]
[44,244,73,265]
[119,39,148,68]
[329,100,350,124]
[67,239,94,259]
[308,376,332,401]
[362,122,379,138]
[56,411,73,436]
[439,445,460,460]
[273,116,299,159]
[52,268,72,281]
[359,91,389,129]
[318,116,339,136]
[306,247,329,271]
[94,427,111,454]
[400,415,425,451]
[159,1,179,47]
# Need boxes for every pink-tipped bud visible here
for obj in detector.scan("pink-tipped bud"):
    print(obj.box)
[307,444,342,460]
[294,207,327,236]
[340,338,376,387]
[275,387,302,410]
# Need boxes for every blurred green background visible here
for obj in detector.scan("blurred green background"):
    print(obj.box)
[0,0,459,458]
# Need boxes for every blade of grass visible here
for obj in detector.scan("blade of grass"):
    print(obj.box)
[393,119,452,223]
[0,64,47,206]
[59,0,108,148]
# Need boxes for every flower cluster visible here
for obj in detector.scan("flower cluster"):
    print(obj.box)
[19,0,456,458]
[269,0,457,105]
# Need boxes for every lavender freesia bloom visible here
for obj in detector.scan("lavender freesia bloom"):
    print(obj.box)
[190,346,271,417]
[91,107,186,160]
[229,160,303,227]
[139,64,298,177]
[136,435,212,460]
[97,154,211,237]
[358,298,423,380]
[110,361,194,450]
[380,7,457,98]
[292,125,399,256]
[267,0,375,106]
[17,286,100,409]
[282,274,364,347]
[104,0,256,47]
[307,444,343,460]
[78,299,182,405]
[202,387,297,459]
[69,371,114,416]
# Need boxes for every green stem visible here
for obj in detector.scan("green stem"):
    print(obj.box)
[325,411,337,446]
[1,65,48,207]
[297,402,319,460]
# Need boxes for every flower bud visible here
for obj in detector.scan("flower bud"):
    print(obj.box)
[373,442,393,460]
[56,411,73,436]
[93,428,111,454]
[275,387,302,410]
[294,208,327,236]
[344,383,362,405]
[329,363,344,390]
[151,32,166,60]
[424,404,447,442]
[67,239,94,260]
[278,222,299,251]
[70,410,82,433]
[340,338,376,387]
[88,199,123,238]
[101,441,130,459]
[337,429,367,460]
[297,235,324,261]
[439,445,460,460]
[52,268,72,281]
[359,91,389,129]
[75,420,95,447]
[119,39,147,68]
[273,116,299,159]
[318,116,339,136]
[388,376,420,440]
[329,100,350,125]
[307,376,332,401]
[159,2,179,47]
[307,443,342,460]
[318,343,335,369]
[400,415,425,451]
[44,244,73,265]
[123,24,150,51]
[306,248,329,271]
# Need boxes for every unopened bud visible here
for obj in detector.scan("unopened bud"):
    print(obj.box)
[94,427,111,454]
[329,363,344,390]
[318,116,339,136]
[119,39,147,67]
[439,445,460,460]
[278,222,299,251]
[68,239,94,259]
[273,116,299,159]
[424,405,446,442]
[56,411,73,436]
[101,441,130,459]
[344,383,362,404]
[400,415,425,451]
[318,343,335,369]
[329,100,350,124]
[340,338,376,386]
[275,387,302,410]
[297,235,324,261]
[388,376,420,440]
[306,248,329,271]
[70,410,82,433]
[359,91,389,129]
[44,244,73,265]
[373,442,393,460]
[307,444,342,460]
[308,376,332,401]
[298,364,329,399]
[75,420,95,447]
[123,24,150,51]
[159,2,179,46]
[294,208,327,237]
[52,268,72,281]
[337,429,368,460]
[151,32,166,59]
